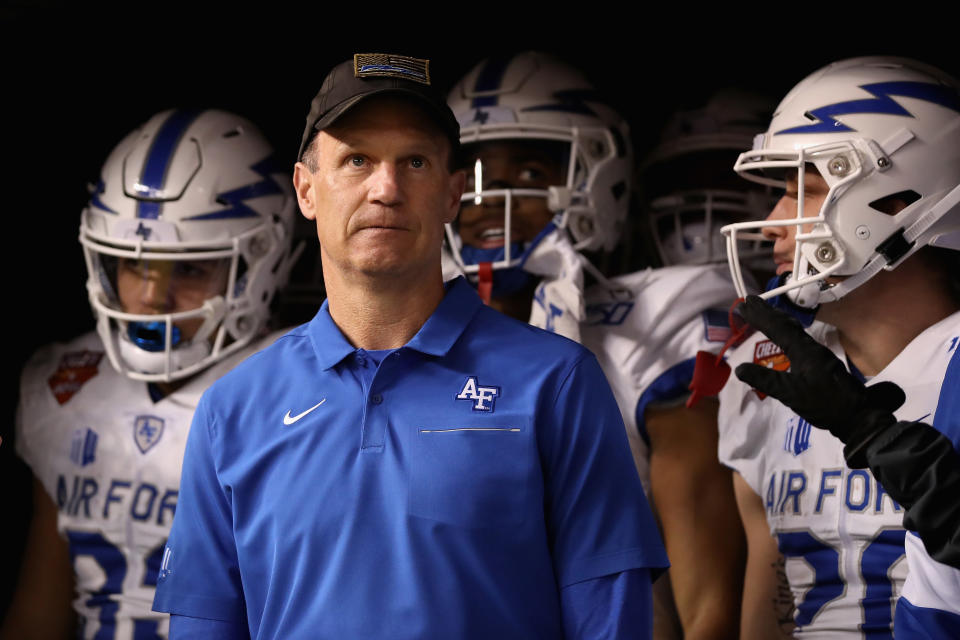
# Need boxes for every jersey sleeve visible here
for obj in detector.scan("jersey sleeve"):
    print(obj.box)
[15,345,56,488]
[716,339,770,495]
[152,394,245,623]
[539,353,669,587]
[896,533,960,638]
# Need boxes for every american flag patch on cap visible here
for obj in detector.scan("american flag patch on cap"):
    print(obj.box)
[354,53,430,85]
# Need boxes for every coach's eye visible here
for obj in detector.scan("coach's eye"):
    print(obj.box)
[349,156,365,167]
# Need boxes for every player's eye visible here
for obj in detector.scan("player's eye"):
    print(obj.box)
[518,165,546,183]
[173,262,207,279]
[410,157,425,169]
[119,258,147,273]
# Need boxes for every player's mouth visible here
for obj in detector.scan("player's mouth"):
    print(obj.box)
[477,227,505,248]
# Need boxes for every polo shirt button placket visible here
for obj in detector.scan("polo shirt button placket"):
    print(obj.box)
[371,394,383,405]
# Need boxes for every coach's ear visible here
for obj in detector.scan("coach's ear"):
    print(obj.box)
[293,162,317,221]
[443,169,466,225]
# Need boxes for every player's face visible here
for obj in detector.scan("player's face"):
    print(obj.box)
[115,258,230,340]
[762,168,829,275]
[456,140,565,249]
[295,97,464,283]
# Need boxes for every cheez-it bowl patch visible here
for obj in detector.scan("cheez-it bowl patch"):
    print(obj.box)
[752,339,790,399]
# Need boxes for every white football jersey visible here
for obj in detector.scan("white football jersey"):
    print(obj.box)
[719,311,960,638]
[578,264,739,491]
[16,330,285,640]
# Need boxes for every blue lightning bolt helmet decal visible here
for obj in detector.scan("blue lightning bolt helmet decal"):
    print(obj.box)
[88,179,117,214]
[185,155,283,221]
[776,81,960,135]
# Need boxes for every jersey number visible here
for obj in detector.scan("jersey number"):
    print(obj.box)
[67,531,165,640]
[778,529,905,638]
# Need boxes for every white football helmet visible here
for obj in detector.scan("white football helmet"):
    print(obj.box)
[640,90,775,267]
[722,57,960,308]
[444,52,632,288]
[80,109,297,381]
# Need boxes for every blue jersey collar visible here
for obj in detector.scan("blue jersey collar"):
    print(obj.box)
[308,277,483,369]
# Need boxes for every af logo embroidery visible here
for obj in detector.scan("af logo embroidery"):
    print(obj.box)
[784,415,812,456]
[48,350,104,405]
[456,377,500,412]
[752,339,791,399]
[134,415,165,454]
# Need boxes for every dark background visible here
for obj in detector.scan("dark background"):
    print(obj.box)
[3,1,957,619]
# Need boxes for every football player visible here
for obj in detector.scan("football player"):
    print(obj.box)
[444,52,758,639]
[718,56,960,637]
[1,109,299,640]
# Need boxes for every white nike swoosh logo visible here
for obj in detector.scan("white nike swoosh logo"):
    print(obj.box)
[283,399,327,425]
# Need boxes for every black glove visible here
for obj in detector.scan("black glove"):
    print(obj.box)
[733,295,906,467]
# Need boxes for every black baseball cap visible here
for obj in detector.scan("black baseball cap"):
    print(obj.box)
[298,53,461,162]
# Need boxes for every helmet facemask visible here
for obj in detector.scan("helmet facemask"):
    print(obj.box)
[649,189,774,268]
[81,210,289,382]
[723,136,956,308]
[721,57,960,310]
[444,52,633,298]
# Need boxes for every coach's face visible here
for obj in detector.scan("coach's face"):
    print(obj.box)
[294,96,465,283]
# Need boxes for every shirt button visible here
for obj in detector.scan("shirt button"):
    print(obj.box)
[371,394,383,405]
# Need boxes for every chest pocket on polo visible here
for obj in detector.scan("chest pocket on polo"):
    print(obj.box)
[408,415,534,529]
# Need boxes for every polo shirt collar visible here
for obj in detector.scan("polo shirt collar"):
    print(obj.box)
[308,277,483,369]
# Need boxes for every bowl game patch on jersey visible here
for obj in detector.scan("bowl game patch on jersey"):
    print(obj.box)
[47,350,104,405]
[753,339,790,399]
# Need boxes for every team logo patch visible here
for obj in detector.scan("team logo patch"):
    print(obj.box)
[159,546,173,582]
[534,286,564,333]
[784,415,812,456]
[752,339,790,399]
[456,377,500,412]
[134,415,165,454]
[48,350,104,405]
[702,309,733,343]
[70,427,98,467]
[585,301,634,326]
[354,53,430,85]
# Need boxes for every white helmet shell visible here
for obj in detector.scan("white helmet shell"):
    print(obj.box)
[640,89,775,268]
[445,51,632,276]
[723,57,960,307]
[80,109,297,381]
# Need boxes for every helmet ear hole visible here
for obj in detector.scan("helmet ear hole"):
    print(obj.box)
[868,190,921,215]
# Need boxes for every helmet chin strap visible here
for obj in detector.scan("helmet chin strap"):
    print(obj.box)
[477,262,493,305]
[117,332,210,378]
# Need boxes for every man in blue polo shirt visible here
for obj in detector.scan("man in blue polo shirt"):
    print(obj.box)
[153,53,667,639]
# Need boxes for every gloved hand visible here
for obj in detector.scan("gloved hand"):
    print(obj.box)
[733,295,906,467]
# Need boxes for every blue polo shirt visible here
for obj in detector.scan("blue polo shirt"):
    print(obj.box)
[154,277,666,639]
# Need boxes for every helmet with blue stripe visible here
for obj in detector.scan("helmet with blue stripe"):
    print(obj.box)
[80,109,297,381]
[639,89,775,269]
[444,52,632,292]
[723,57,960,308]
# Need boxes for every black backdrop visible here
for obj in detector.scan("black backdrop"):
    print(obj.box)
[3,2,957,618]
